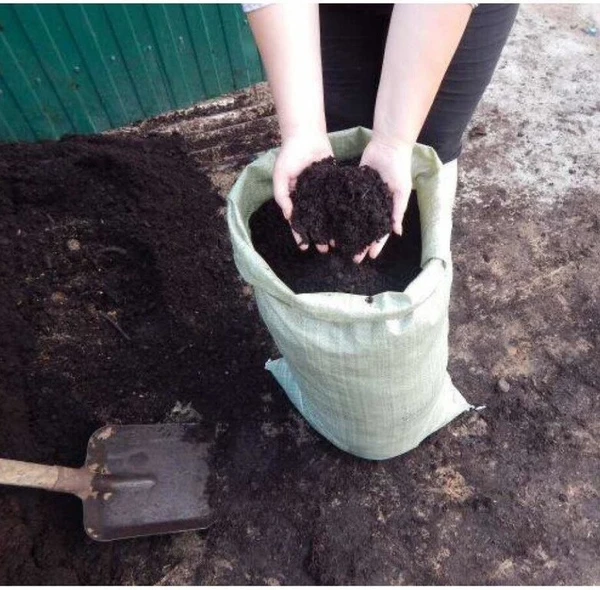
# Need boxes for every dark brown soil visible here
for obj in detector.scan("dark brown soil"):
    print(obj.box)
[251,190,421,296]
[0,133,273,584]
[1,118,598,586]
[290,157,393,257]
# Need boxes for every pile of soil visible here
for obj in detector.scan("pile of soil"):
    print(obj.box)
[0,133,274,584]
[251,189,422,296]
[290,158,393,257]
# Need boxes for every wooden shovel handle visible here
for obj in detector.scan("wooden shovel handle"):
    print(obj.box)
[0,459,90,496]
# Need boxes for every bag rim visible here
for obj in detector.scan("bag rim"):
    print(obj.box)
[227,127,452,322]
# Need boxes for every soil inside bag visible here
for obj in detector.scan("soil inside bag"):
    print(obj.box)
[250,176,422,296]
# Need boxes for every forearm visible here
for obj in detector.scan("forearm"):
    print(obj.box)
[248,4,326,141]
[373,4,472,149]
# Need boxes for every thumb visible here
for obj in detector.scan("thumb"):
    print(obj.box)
[272,166,294,221]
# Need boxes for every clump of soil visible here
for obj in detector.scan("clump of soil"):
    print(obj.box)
[290,157,393,257]
[251,188,422,296]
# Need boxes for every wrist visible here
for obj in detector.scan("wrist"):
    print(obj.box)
[280,118,328,144]
[276,93,327,143]
[370,129,415,154]
[281,126,329,148]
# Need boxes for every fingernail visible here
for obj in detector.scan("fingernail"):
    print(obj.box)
[369,234,389,259]
[291,226,304,246]
[316,244,328,254]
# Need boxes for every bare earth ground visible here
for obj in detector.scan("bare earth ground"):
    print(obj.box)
[1,4,598,585]
[126,6,600,584]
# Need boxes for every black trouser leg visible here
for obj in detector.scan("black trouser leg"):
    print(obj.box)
[320,4,519,164]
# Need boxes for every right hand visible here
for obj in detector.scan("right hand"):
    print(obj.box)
[273,132,334,252]
[354,136,413,263]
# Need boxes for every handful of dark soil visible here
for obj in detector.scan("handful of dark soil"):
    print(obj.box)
[290,157,393,257]
[251,159,422,297]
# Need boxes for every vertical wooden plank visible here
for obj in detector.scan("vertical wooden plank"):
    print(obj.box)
[196,5,236,95]
[58,4,133,127]
[123,4,176,112]
[0,6,67,139]
[182,5,216,97]
[102,4,171,118]
[74,4,143,122]
[217,5,258,90]
[142,4,206,110]
[167,4,208,101]
[234,7,265,87]
[0,112,19,143]
[183,4,227,97]
[9,4,101,135]
[0,7,35,142]
[0,76,35,143]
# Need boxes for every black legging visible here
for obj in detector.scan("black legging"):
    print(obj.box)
[320,4,519,163]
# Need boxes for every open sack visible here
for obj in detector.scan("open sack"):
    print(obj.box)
[227,127,471,460]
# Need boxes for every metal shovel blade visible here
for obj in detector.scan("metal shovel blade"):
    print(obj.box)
[83,423,211,541]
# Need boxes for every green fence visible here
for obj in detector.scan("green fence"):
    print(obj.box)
[0,4,265,142]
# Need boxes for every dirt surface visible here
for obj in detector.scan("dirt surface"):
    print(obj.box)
[289,157,393,257]
[251,193,421,296]
[0,133,269,584]
[1,4,599,586]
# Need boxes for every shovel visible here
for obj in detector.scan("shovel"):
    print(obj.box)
[0,423,212,541]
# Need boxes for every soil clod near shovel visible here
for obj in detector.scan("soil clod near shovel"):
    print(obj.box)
[251,160,422,296]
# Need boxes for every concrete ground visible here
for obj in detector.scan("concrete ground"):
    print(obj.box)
[117,5,599,584]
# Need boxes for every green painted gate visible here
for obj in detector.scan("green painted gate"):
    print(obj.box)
[0,4,265,142]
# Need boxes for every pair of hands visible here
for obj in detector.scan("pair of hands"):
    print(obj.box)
[273,132,413,264]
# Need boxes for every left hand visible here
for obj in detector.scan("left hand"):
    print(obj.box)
[355,137,413,263]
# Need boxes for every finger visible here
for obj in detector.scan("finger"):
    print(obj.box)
[316,243,329,254]
[272,167,294,221]
[392,192,409,236]
[290,225,309,251]
[368,233,390,260]
[353,246,369,265]
[329,239,336,248]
